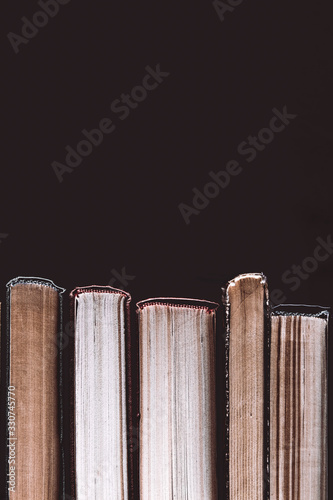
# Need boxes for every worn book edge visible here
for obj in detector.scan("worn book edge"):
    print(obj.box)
[271,303,330,318]
[222,272,270,500]
[6,277,65,500]
[69,285,133,500]
[136,297,219,311]
[136,296,219,499]
[270,304,329,500]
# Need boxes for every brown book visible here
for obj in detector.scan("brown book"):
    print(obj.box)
[223,273,269,500]
[6,277,65,500]
[270,307,328,499]
[137,297,219,500]
[69,286,133,500]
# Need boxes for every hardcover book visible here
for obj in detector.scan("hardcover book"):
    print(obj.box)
[137,297,219,500]
[69,286,133,500]
[223,273,269,500]
[270,306,328,499]
[6,277,65,500]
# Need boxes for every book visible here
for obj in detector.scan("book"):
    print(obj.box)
[223,273,269,500]
[137,297,219,500]
[69,286,133,500]
[6,277,65,500]
[270,307,328,499]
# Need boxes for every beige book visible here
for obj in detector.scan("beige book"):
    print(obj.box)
[7,277,65,500]
[224,273,269,500]
[137,298,219,500]
[270,310,328,500]
[70,286,132,500]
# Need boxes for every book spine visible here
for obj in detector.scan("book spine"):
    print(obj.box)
[6,277,65,500]
[223,273,270,500]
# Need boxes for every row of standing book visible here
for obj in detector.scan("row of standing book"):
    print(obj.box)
[2,274,328,499]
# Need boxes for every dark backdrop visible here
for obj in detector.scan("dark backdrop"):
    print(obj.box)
[1,1,332,498]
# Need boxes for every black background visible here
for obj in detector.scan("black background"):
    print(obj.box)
[1,0,332,498]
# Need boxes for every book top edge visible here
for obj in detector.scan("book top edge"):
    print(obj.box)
[225,272,267,289]
[136,297,219,311]
[6,276,65,294]
[222,272,268,307]
[272,304,330,319]
[70,285,131,301]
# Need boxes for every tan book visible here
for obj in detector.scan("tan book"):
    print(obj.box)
[6,277,65,500]
[137,298,219,500]
[270,308,328,500]
[223,273,269,500]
